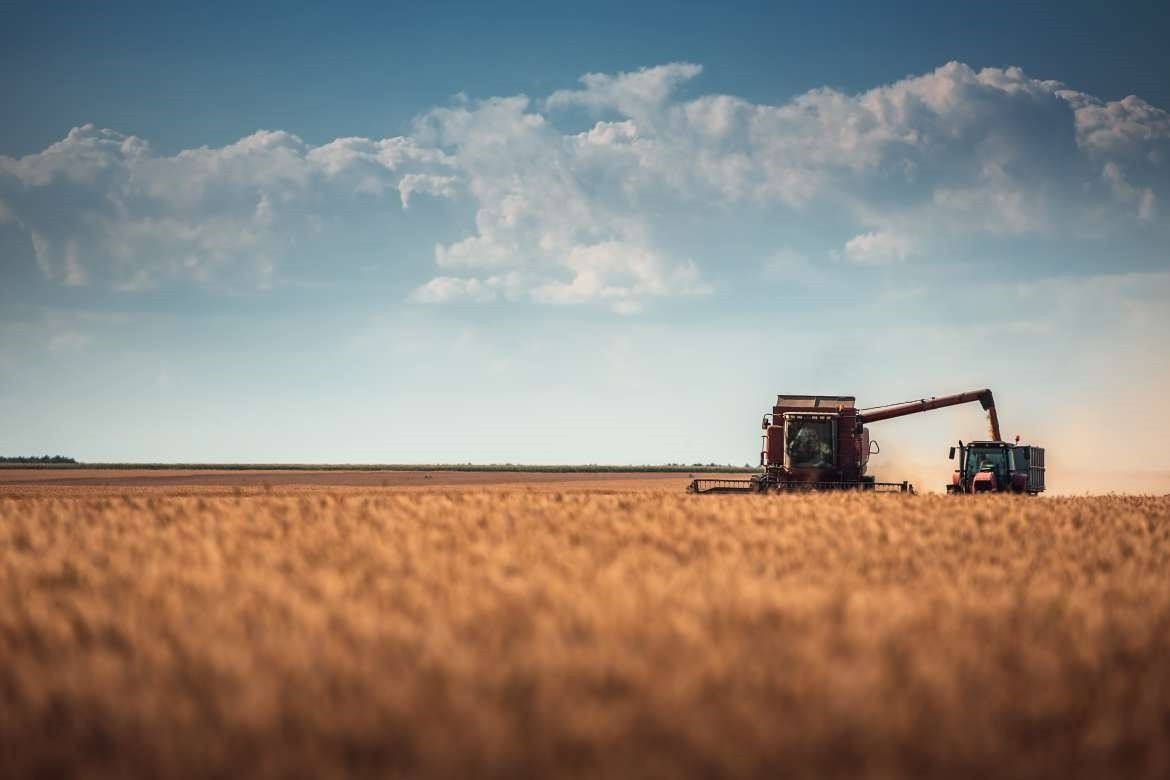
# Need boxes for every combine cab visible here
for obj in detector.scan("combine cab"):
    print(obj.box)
[689,389,1004,495]
[946,440,1045,494]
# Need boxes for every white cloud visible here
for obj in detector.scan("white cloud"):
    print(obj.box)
[1066,93,1170,159]
[411,92,710,310]
[2,61,1168,310]
[1102,161,1157,221]
[410,275,499,303]
[0,124,454,289]
[546,63,704,119]
[842,230,915,264]
[412,242,706,314]
[397,173,458,207]
[531,241,708,313]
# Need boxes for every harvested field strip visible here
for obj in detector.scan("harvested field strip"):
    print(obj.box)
[2,492,1169,778]
[0,469,711,489]
[0,463,757,473]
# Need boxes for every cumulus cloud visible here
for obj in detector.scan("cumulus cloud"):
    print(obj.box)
[0,124,452,289]
[842,230,915,264]
[530,242,708,314]
[1066,93,1170,159]
[546,62,704,120]
[407,90,714,311]
[1102,161,1157,221]
[406,61,1165,306]
[2,61,1167,308]
[410,275,499,304]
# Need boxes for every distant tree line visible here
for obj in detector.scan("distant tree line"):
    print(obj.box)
[2,461,760,473]
[664,462,755,469]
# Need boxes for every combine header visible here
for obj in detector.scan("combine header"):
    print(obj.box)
[688,389,1003,495]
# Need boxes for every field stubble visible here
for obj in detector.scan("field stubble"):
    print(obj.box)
[2,489,1169,778]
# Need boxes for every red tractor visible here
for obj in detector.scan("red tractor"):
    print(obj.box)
[946,439,1046,494]
[689,388,1023,494]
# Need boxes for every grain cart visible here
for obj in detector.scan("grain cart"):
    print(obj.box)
[688,389,1002,494]
[946,439,1046,494]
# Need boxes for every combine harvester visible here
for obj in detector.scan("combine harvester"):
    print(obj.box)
[689,388,1043,495]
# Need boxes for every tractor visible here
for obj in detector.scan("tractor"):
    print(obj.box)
[946,439,1046,494]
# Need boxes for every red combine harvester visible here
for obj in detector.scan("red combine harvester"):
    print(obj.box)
[688,388,1019,494]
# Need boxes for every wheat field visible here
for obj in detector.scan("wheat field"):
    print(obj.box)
[2,486,1169,778]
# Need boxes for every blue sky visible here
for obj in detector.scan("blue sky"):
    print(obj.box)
[2,1,1168,486]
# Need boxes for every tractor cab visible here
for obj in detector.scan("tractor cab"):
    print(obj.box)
[962,442,1010,492]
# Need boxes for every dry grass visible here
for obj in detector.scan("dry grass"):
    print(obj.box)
[2,489,1169,778]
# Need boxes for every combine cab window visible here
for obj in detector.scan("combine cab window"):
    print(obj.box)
[785,418,835,468]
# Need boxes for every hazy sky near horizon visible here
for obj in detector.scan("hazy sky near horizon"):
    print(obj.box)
[2,1,1168,482]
